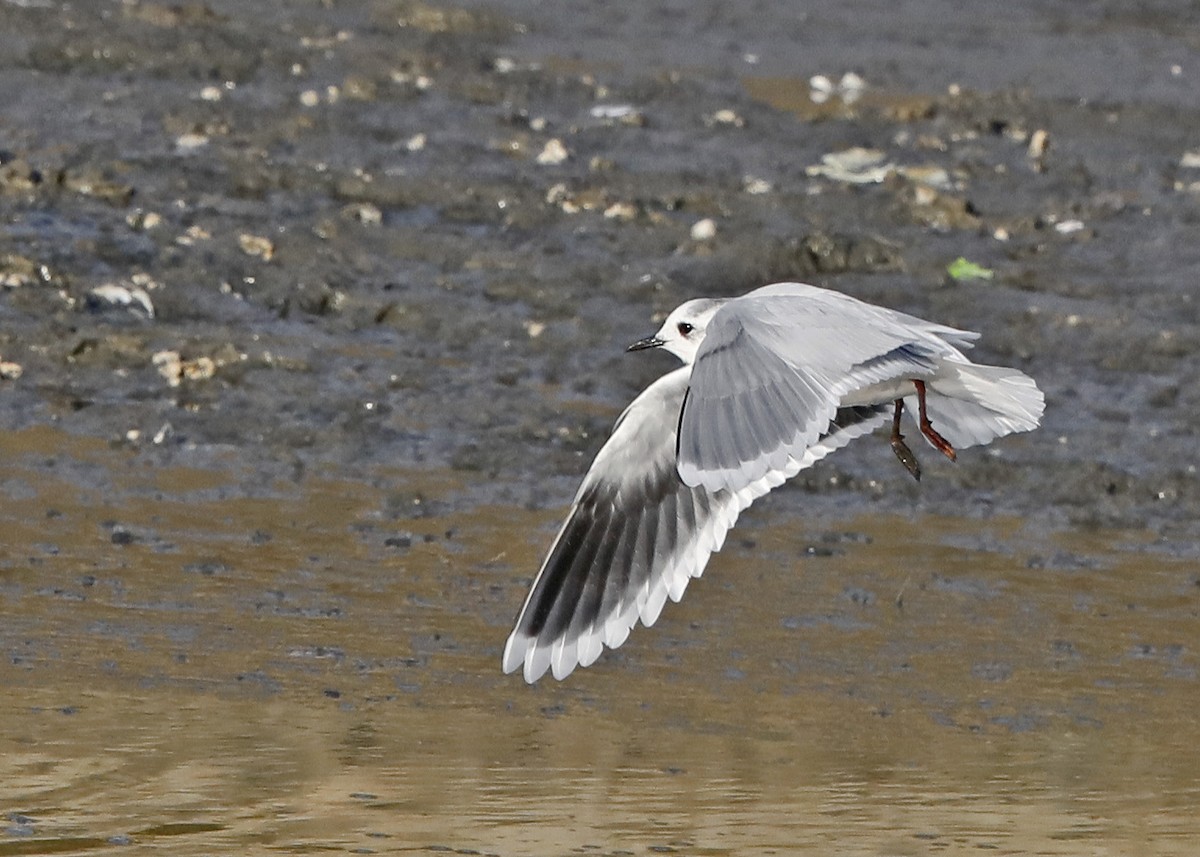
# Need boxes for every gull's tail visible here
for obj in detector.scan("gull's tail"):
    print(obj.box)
[916,359,1045,450]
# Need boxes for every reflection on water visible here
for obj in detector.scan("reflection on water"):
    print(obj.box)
[2,426,1198,855]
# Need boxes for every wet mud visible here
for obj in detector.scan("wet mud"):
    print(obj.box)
[2,1,1200,854]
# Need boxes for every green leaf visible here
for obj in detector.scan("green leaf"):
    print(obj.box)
[946,257,995,281]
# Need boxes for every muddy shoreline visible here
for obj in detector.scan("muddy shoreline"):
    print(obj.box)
[3,2,1199,546]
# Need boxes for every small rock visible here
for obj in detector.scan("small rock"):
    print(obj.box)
[343,202,383,225]
[809,74,835,102]
[535,138,569,165]
[590,103,636,119]
[603,201,637,221]
[707,108,744,127]
[742,176,772,195]
[690,218,717,242]
[405,133,427,152]
[175,225,211,246]
[174,132,209,152]
[152,351,183,385]
[0,360,22,380]
[0,254,40,288]
[126,210,162,231]
[1027,129,1050,159]
[238,233,275,261]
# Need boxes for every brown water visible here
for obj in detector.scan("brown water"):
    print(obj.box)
[3,426,1198,855]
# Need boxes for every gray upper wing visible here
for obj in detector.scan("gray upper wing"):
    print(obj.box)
[503,362,890,683]
[676,284,973,492]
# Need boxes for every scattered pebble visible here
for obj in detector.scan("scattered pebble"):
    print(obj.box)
[1179,150,1200,169]
[126,209,162,231]
[238,233,275,261]
[175,225,211,246]
[535,138,569,165]
[198,85,223,102]
[1055,219,1086,234]
[590,104,636,120]
[0,254,42,288]
[343,202,382,225]
[1027,129,1050,159]
[690,218,717,242]
[299,89,321,107]
[523,320,546,338]
[405,132,427,152]
[603,201,637,222]
[389,70,434,91]
[742,176,773,195]
[153,351,219,386]
[706,108,745,127]
[589,103,645,126]
[0,360,22,380]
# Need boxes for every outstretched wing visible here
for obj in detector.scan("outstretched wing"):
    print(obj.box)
[676,283,977,493]
[502,363,889,683]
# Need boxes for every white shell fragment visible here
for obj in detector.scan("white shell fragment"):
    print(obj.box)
[810,72,866,105]
[806,147,894,184]
[535,138,570,165]
[86,283,155,318]
[690,218,717,242]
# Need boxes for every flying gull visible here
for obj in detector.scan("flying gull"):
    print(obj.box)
[503,282,1044,682]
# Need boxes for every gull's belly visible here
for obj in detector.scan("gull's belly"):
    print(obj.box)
[839,377,922,407]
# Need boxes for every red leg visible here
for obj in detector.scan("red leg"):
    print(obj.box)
[913,380,956,462]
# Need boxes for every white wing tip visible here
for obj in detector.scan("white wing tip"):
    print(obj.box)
[501,632,525,675]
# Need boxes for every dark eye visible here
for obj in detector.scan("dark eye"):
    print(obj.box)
[677,322,694,336]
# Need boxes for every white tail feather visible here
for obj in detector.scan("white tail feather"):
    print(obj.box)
[922,360,1045,449]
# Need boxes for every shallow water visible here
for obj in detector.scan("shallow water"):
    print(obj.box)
[3,425,1198,855]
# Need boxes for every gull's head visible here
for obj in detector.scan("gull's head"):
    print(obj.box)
[627,298,725,364]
